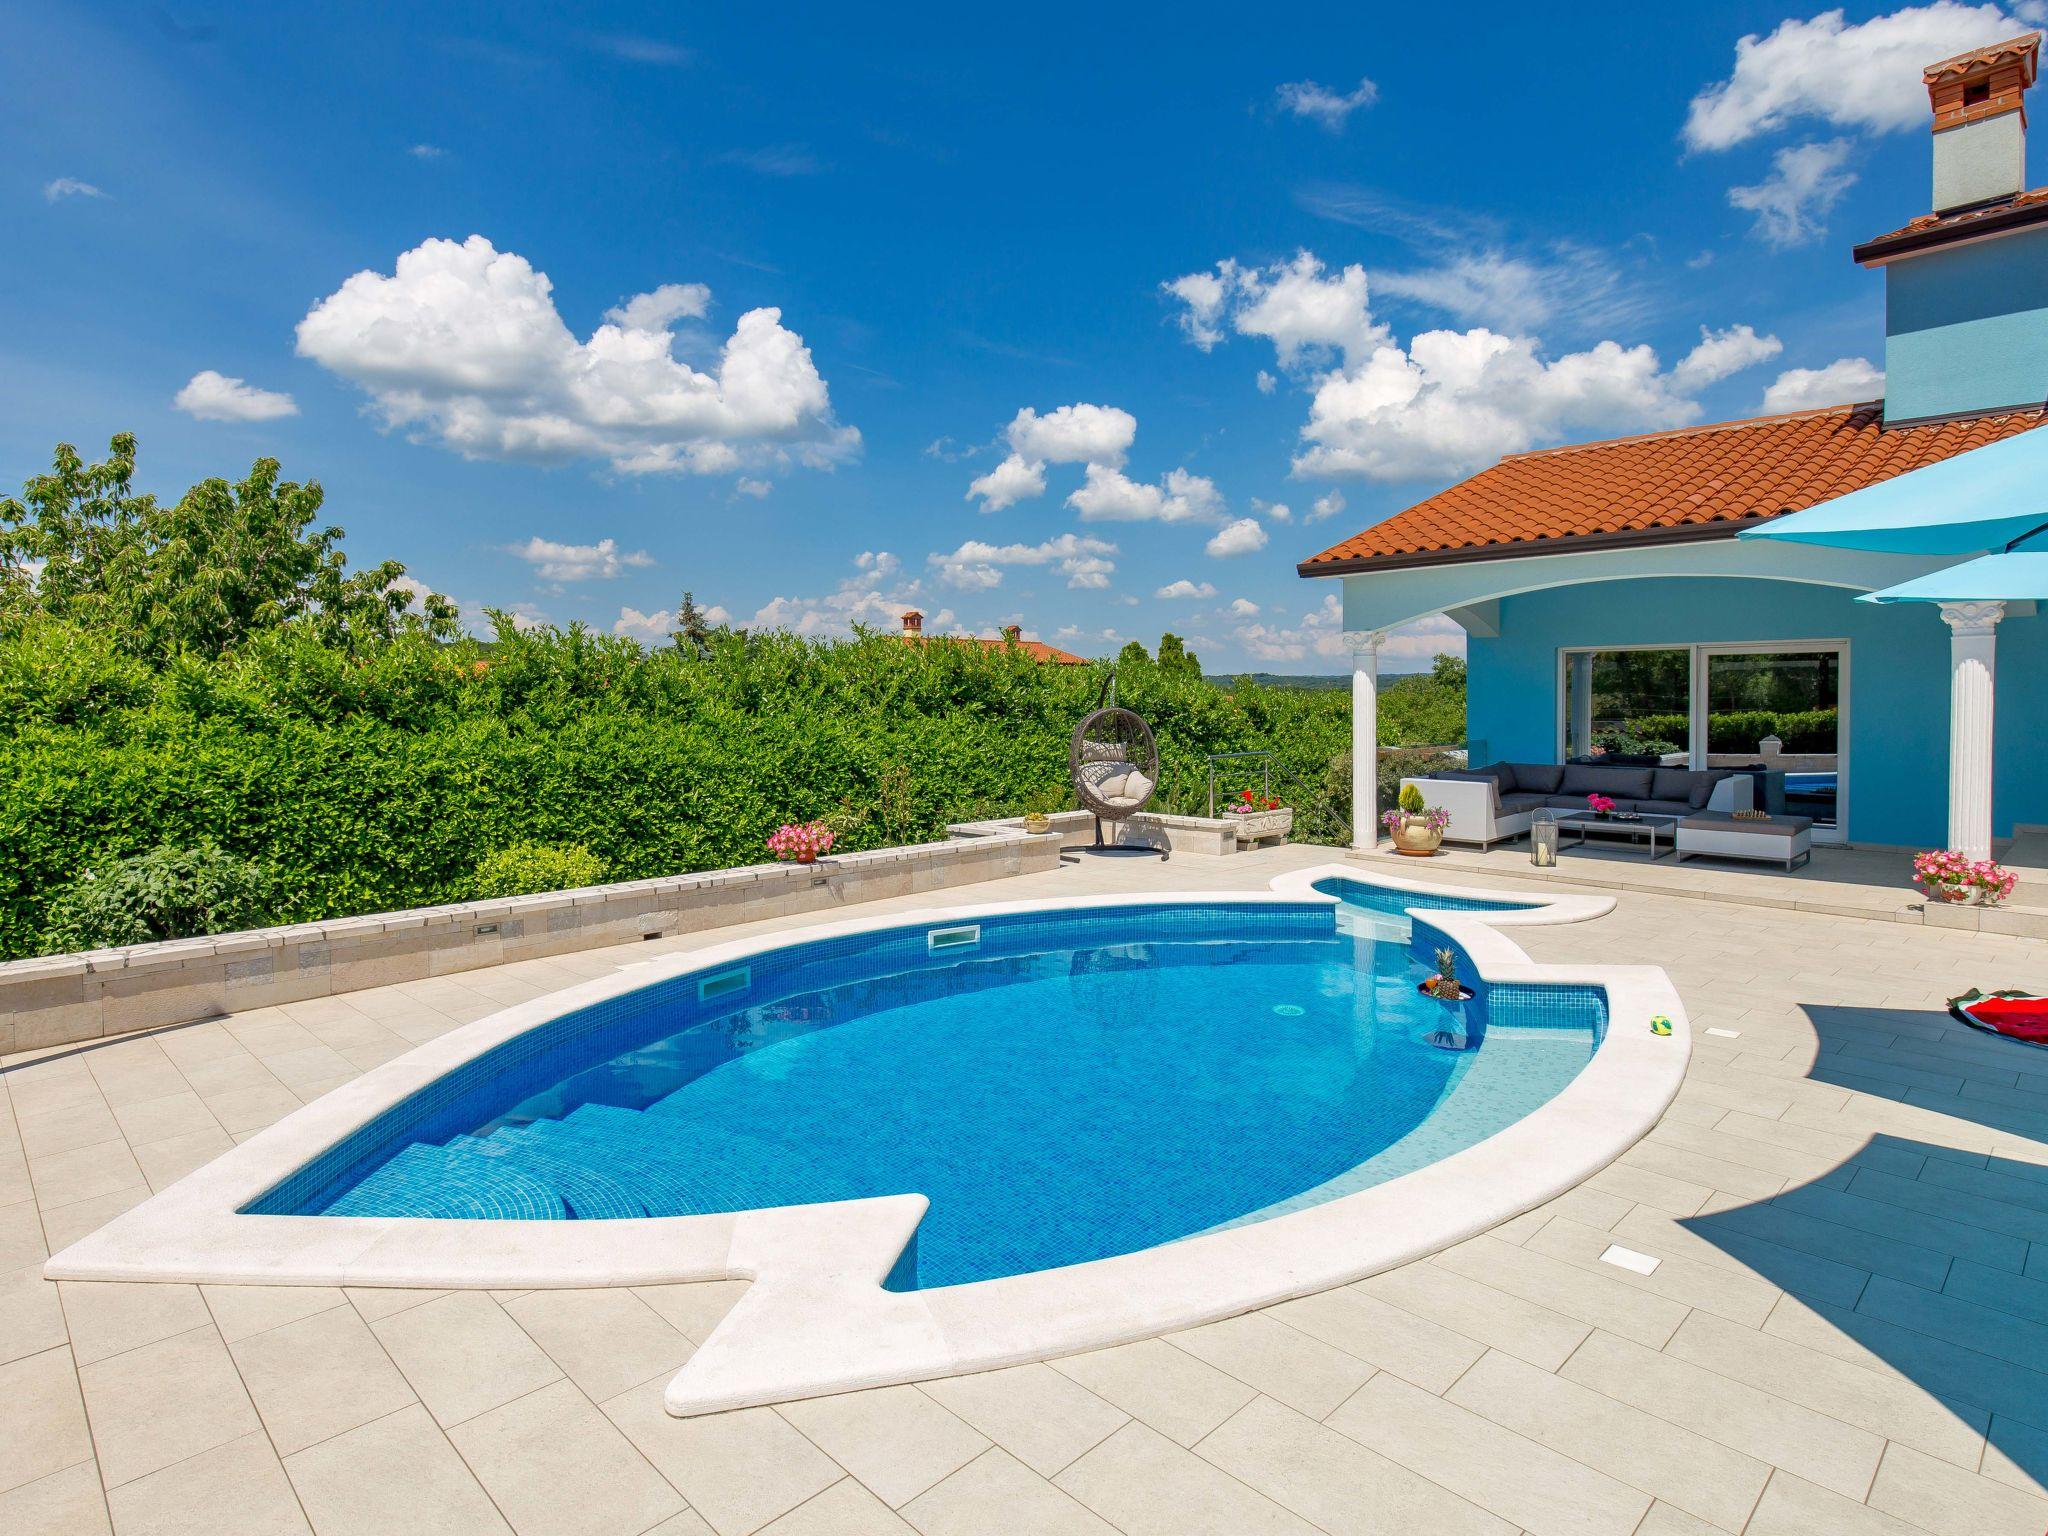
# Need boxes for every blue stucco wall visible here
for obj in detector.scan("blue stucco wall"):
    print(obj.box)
[1464,575,2047,847]
[1885,226,2048,421]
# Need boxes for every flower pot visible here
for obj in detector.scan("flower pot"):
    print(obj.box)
[1391,816,1442,856]
[1022,813,1052,835]
[794,851,817,865]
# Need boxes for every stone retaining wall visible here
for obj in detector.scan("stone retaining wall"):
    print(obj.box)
[0,833,1064,1055]
[947,809,1251,857]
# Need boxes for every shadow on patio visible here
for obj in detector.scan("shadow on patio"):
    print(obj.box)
[1679,1002,2048,1494]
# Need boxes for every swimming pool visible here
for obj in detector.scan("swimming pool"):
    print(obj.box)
[47,867,1686,1416]
[246,895,1599,1290]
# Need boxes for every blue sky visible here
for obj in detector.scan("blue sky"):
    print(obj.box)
[7,2,2038,670]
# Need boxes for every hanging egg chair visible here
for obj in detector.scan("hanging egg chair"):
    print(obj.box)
[1069,703,1164,856]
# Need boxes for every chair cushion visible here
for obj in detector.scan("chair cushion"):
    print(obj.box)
[1433,769,1504,810]
[1498,792,1550,815]
[1651,767,1730,810]
[1680,811,1813,835]
[1513,763,1566,795]
[1121,770,1154,805]
[1630,799,1694,818]
[1560,764,1654,799]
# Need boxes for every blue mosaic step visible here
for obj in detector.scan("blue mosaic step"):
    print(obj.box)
[526,1104,843,1216]
[322,1141,570,1220]
[449,1128,651,1220]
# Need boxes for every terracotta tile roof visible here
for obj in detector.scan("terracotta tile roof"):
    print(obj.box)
[1299,402,2048,575]
[1856,185,2048,259]
[1923,32,2038,84]
[901,633,1089,665]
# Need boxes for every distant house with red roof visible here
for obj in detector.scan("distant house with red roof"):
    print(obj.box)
[1302,34,2048,855]
[897,609,1088,665]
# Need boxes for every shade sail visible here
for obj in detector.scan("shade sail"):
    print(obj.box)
[1741,423,2048,554]
[1858,548,2048,603]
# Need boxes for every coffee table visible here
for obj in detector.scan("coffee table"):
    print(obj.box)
[1553,809,1681,860]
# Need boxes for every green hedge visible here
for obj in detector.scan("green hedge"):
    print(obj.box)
[1621,709,1837,754]
[0,626,1388,959]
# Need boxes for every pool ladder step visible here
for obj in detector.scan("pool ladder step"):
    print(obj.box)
[321,1142,569,1221]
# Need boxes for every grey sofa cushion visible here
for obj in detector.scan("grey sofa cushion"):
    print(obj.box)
[1680,810,1813,834]
[1630,798,1695,817]
[1514,762,1566,794]
[1498,792,1551,815]
[1560,764,1654,799]
[1652,767,1729,810]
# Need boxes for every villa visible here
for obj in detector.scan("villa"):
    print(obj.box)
[897,609,1088,664]
[1308,34,2048,863]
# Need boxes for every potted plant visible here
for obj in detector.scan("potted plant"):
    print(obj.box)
[1586,792,1617,820]
[1380,783,1449,855]
[766,820,835,865]
[1020,789,1062,836]
[1913,849,2018,905]
[1226,788,1294,845]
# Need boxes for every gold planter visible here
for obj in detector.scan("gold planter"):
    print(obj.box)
[1392,817,1443,856]
[1022,813,1052,835]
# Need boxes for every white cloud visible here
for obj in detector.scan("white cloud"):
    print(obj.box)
[408,144,447,160]
[1163,267,1232,350]
[1275,75,1379,130]
[964,403,1138,510]
[1728,140,1857,247]
[966,453,1048,512]
[1155,579,1218,599]
[604,282,711,330]
[752,550,952,636]
[43,177,105,202]
[734,477,772,498]
[510,536,654,582]
[1230,596,1463,666]
[1308,490,1347,522]
[1229,597,1261,616]
[586,32,691,65]
[1373,244,1656,336]
[1252,499,1294,523]
[1006,403,1136,465]
[1164,252,1384,372]
[173,370,300,422]
[1206,517,1269,558]
[613,601,731,641]
[1762,356,1887,411]
[1068,464,1226,524]
[1171,246,1779,482]
[928,533,1119,591]
[1669,324,1785,391]
[1684,3,2020,151]
[1256,370,1277,394]
[295,235,855,477]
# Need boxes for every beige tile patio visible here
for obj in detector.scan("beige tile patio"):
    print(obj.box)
[448,1378,682,1536]
[1049,1337,1256,1448]
[77,1324,260,1489]
[902,1448,1113,1536]
[1193,1395,1513,1536]
[1163,1310,1375,1418]
[0,1346,94,1496]
[0,1261,67,1368]
[1325,1371,1652,1536]
[1052,1421,1319,1536]
[1743,1470,1926,1535]
[201,1282,349,1344]
[58,1280,211,1367]
[502,1287,695,1401]
[102,1431,308,1536]
[1351,1260,1591,1371]
[632,1280,752,1345]
[0,1459,110,1536]
[777,1384,989,1508]
[371,1290,560,1427]
[752,1477,910,1534]
[601,1386,839,1536]
[917,1361,1127,1477]
[229,1303,418,1457]
[285,1403,511,1536]
[1865,1441,2048,1536]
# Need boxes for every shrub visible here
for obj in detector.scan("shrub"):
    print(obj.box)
[42,842,274,950]
[471,842,608,900]
[1397,782,1426,814]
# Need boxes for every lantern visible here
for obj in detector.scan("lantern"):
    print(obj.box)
[1531,808,1560,868]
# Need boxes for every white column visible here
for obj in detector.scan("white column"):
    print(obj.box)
[1940,600,2003,860]
[1569,656,1593,760]
[1348,631,1384,850]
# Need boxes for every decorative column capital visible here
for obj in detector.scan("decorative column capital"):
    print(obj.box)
[1344,630,1386,658]
[1939,600,2005,637]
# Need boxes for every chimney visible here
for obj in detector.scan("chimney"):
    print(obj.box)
[1001,624,1022,643]
[1925,34,2039,213]
[900,609,924,637]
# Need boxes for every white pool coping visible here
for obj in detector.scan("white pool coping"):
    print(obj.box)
[44,866,1687,1417]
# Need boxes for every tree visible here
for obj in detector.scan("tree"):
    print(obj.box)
[0,436,458,656]
[1116,639,1150,667]
[1156,632,1202,678]
[671,591,717,658]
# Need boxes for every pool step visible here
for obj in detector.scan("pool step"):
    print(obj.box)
[449,1129,651,1220]
[322,1141,570,1221]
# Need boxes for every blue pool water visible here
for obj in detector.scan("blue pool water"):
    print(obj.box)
[251,896,1602,1290]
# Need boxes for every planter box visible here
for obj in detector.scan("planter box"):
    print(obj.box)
[1231,808,1294,846]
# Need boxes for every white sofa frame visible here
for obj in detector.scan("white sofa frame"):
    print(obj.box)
[1401,771,1754,849]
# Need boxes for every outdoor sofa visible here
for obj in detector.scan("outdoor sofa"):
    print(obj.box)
[1402,761,1756,849]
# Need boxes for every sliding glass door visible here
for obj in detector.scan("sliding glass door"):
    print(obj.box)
[1558,640,1847,841]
